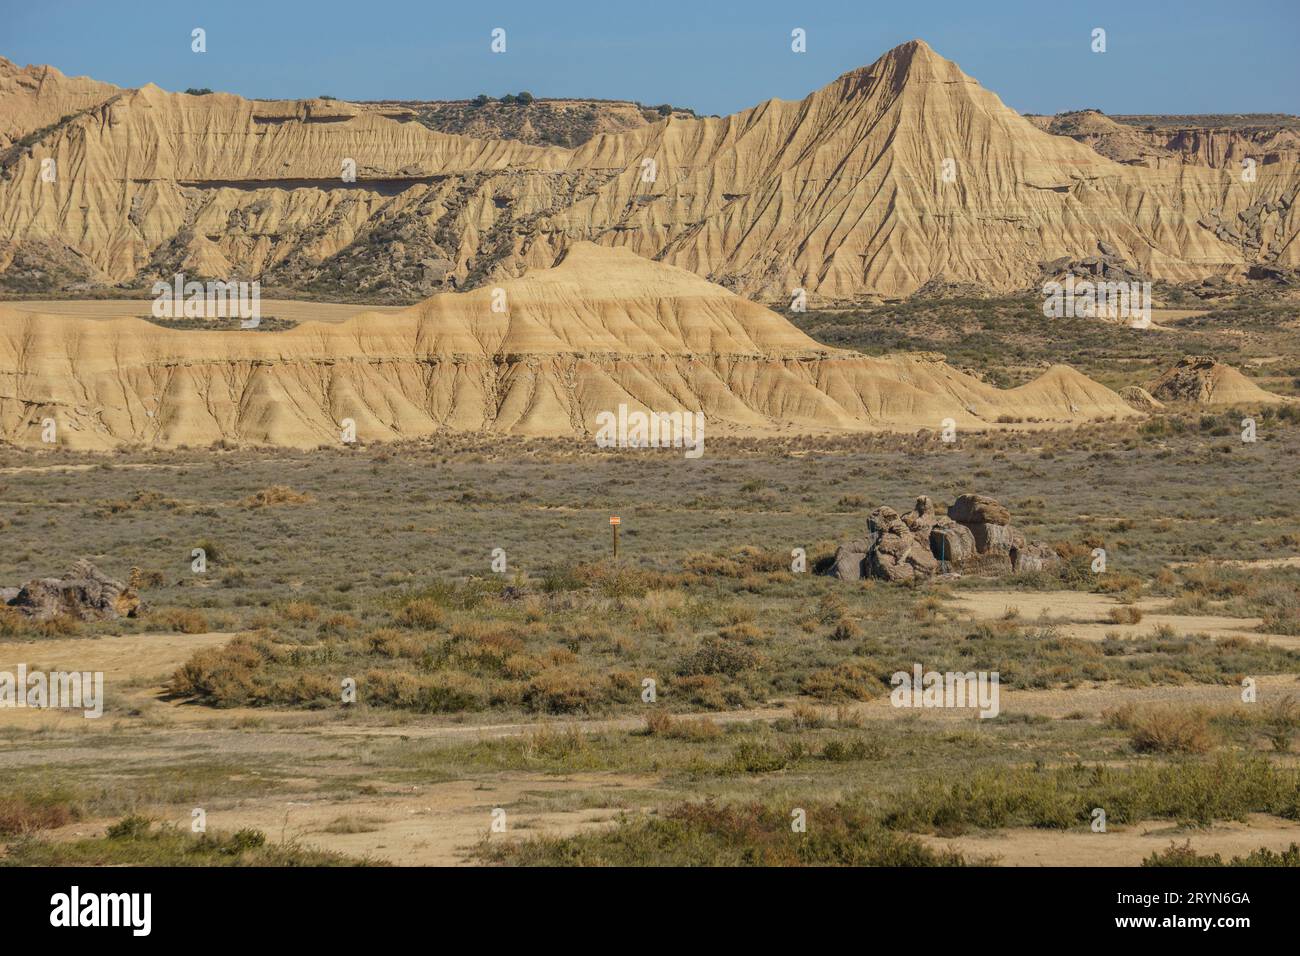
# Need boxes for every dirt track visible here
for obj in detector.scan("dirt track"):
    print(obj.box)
[3,610,1297,866]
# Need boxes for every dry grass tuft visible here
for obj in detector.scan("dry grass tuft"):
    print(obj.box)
[1105,704,1215,754]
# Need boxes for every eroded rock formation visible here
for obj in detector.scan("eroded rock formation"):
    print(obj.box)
[1147,356,1290,407]
[1,40,1295,303]
[830,494,1059,582]
[0,244,1142,449]
[4,560,144,620]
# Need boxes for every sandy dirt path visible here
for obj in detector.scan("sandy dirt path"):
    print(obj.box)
[3,627,1297,866]
[950,588,1300,650]
[920,813,1300,866]
[41,772,662,866]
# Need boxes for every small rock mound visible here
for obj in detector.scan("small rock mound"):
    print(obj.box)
[830,494,1058,582]
[3,560,145,621]
[1040,240,1146,283]
[1119,385,1164,411]
[1147,355,1287,406]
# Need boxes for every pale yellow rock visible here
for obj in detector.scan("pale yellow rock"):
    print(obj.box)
[1026,110,1300,170]
[0,244,1140,449]
[2,41,1296,302]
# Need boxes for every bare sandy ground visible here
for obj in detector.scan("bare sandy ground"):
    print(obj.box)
[40,773,660,866]
[920,813,1300,866]
[0,631,230,727]
[951,588,1300,650]
[3,623,1297,866]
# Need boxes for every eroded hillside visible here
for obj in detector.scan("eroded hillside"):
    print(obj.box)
[1,41,1297,304]
[0,243,1140,449]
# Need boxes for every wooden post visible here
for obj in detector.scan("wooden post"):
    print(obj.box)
[610,515,621,560]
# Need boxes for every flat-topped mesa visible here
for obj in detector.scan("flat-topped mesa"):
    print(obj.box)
[0,245,1141,449]
[830,493,1060,582]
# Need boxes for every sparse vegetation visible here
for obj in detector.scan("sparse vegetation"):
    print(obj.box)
[2,818,369,866]
[1,387,1296,869]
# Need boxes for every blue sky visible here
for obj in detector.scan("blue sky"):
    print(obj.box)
[3,0,1296,116]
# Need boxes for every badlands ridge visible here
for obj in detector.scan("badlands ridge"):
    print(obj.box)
[1,40,1296,303]
[0,244,1139,449]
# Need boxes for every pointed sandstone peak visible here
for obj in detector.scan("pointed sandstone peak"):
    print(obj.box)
[0,39,1285,302]
[829,38,966,97]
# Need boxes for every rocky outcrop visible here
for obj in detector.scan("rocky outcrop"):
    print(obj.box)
[4,560,144,621]
[1040,241,1146,284]
[1147,356,1288,406]
[829,494,1058,582]
[862,503,939,583]
[946,493,1011,526]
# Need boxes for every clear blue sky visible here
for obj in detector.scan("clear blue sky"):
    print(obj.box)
[3,0,1296,116]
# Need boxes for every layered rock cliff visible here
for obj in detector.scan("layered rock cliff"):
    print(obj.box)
[0,244,1139,449]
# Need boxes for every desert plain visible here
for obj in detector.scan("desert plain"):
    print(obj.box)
[0,37,1298,868]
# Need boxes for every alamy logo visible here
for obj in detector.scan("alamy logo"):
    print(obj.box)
[595,404,705,459]
[890,664,1000,718]
[50,886,151,936]
[151,273,261,328]
[1042,277,1151,328]
[0,665,104,718]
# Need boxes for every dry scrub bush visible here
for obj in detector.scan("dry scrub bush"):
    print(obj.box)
[672,675,730,709]
[718,621,765,643]
[644,711,722,741]
[1265,696,1299,752]
[240,485,314,508]
[318,613,359,635]
[364,628,425,659]
[156,607,209,634]
[1108,606,1144,625]
[0,607,81,639]
[822,737,883,762]
[683,546,788,579]
[0,796,77,836]
[522,669,606,714]
[800,661,877,702]
[787,703,827,729]
[676,637,760,677]
[829,618,862,641]
[278,601,320,624]
[1105,704,1215,754]
[394,599,446,629]
[363,669,487,713]
[525,725,588,759]
[168,637,267,704]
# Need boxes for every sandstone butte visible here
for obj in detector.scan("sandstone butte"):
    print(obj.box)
[1,40,1296,305]
[0,243,1146,449]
